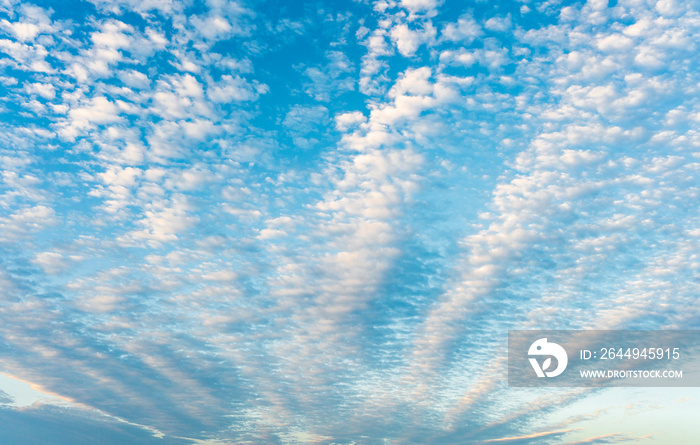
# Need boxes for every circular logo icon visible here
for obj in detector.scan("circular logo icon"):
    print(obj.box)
[528,338,568,378]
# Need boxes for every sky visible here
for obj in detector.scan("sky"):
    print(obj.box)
[0,0,699,443]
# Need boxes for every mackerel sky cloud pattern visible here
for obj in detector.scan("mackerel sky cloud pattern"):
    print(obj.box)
[0,0,699,443]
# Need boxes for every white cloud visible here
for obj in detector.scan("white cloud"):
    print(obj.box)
[400,0,440,14]
[163,166,216,191]
[302,51,355,101]
[0,205,56,242]
[24,82,55,99]
[151,74,208,120]
[655,0,686,16]
[74,294,127,313]
[442,14,482,42]
[439,48,477,66]
[484,15,512,32]
[359,28,394,95]
[85,0,181,16]
[191,15,233,40]
[33,252,70,275]
[90,20,132,48]
[1,19,43,41]
[0,4,54,41]
[125,196,200,245]
[58,96,123,139]
[208,74,266,102]
[0,38,52,72]
[201,269,238,282]
[596,33,634,52]
[389,22,436,57]
[335,111,366,131]
[364,67,465,127]
[117,69,150,89]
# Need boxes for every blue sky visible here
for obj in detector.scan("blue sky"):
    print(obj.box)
[1,0,699,443]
